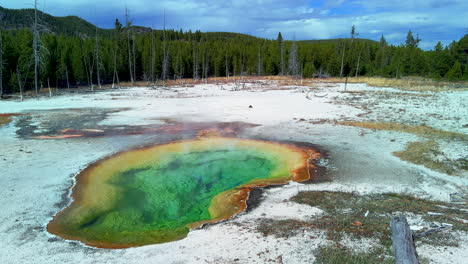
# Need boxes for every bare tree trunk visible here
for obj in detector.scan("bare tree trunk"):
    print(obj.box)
[161,12,169,84]
[151,30,155,84]
[289,40,298,80]
[355,49,362,77]
[204,53,209,83]
[391,215,420,264]
[257,47,262,76]
[344,75,348,91]
[16,68,24,101]
[201,51,205,83]
[127,34,133,84]
[339,41,346,78]
[240,52,245,88]
[193,44,199,80]
[125,8,134,85]
[47,78,51,97]
[225,51,229,81]
[83,50,93,90]
[240,53,245,78]
[176,51,183,81]
[89,55,94,90]
[132,34,136,82]
[213,54,218,79]
[33,0,39,96]
[0,30,3,98]
[300,63,304,85]
[112,51,120,89]
[396,59,400,79]
[112,30,120,89]
[83,57,90,89]
[95,27,101,89]
[90,71,94,90]
[65,66,70,90]
[280,41,284,75]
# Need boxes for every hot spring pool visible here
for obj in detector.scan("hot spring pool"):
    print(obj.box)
[47,137,320,248]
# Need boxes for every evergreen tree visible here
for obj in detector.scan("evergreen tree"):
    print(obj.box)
[445,61,462,80]
[0,15,467,94]
[277,32,284,75]
[405,30,421,48]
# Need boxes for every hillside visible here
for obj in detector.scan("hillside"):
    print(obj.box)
[0,6,111,37]
[0,6,382,44]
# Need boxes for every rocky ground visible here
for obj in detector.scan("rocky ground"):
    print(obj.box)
[0,80,466,263]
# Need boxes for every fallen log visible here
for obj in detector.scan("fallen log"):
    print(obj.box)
[414,224,452,238]
[390,215,420,264]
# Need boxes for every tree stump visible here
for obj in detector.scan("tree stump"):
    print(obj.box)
[390,215,420,264]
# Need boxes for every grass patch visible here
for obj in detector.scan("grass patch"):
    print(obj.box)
[339,121,468,141]
[339,122,467,175]
[292,192,467,246]
[324,76,468,92]
[256,219,312,238]
[314,246,394,264]
[394,140,466,175]
[256,191,466,252]
[0,116,10,126]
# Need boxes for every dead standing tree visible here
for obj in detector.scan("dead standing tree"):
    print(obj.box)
[132,33,137,83]
[125,7,134,85]
[355,43,363,77]
[0,29,4,98]
[225,49,229,81]
[112,19,122,88]
[257,46,262,76]
[28,0,50,97]
[340,25,357,78]
[352,26,361,77]
[193,43,200,80]
[288,36,299,82]
[33,0,50,96]
[161,10,170,85]
[33,0,39,95]
[236,51,246,90]
[201,45,209,84]
[339,41,346,78]
[150,29,156,85]
[277,32,285,75]
[174,47,184,83]
[94,26,102,89]
[80,38,94,90]
[16,59,33,102]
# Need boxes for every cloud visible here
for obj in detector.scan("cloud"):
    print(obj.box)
[1,0,467,49]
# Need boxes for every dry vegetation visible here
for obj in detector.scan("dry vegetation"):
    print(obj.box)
[324,76,468,91]
[257,191,467,264]
[338,121,468,141]
[338,122,467,175]
[0,113,19,126]
[394,141,467,176]
[313,246,395,264]
[9,75,468,99]
[155,76,468,92]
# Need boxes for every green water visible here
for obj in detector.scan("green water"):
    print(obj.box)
[69,148,286,246]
